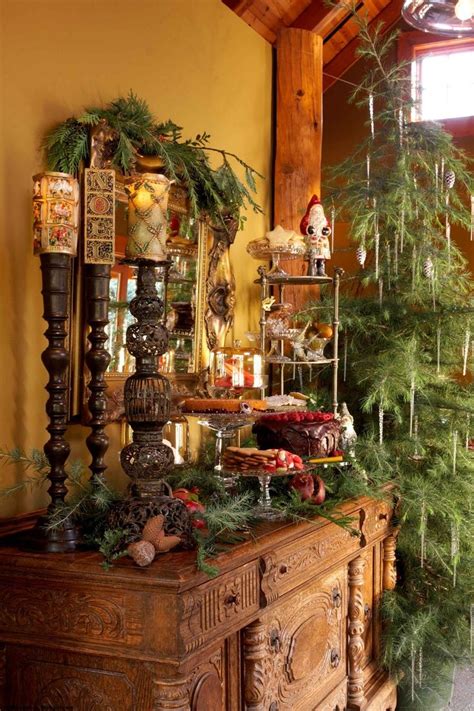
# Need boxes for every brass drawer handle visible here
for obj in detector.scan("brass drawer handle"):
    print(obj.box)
[279,563,288,575]
[224,592,240,608]
[332,588,342,608]
[330,648,340,668]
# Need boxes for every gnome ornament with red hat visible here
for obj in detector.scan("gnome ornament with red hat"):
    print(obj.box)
[300,195,332,276]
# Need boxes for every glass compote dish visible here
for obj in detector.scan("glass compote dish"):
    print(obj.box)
[193,341,267,487]
[247,238,306,277]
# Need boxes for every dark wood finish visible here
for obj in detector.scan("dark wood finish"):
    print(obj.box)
[32,253,79,551]
[85,263,111,485]
[0,494,397,709]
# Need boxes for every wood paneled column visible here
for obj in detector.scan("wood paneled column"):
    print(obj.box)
[274,28,323,307]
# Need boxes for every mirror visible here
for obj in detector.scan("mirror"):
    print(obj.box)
[71,172,238,422]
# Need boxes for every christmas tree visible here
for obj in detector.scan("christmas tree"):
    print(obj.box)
[320,16,474,711]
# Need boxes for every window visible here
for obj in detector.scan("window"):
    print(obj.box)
[398,32,474,135]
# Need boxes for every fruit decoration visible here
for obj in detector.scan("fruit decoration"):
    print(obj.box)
[315,322,333,339]
[172,488,206,529]
[300,195,332,276]
[289,472,315,500]
[311,475,326,505]
[289,473,326,505]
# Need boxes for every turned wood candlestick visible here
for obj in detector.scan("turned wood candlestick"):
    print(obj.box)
[84,263,111,485]
[31,253,80,551]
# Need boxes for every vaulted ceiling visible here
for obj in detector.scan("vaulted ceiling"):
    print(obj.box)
[222,0,403,89]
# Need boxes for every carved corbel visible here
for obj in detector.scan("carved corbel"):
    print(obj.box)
[204,217,238,350]
[243,619,270,711]
[153,676,190,711]
[347,556,367,710]
[383,532,399,591]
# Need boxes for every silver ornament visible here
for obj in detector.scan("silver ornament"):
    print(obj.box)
[356,245,367,267]
[423,257,434,278]
[444,169,455,189]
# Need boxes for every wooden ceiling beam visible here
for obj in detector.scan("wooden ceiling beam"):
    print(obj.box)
[323,0,402,91]
[291,0,331,31]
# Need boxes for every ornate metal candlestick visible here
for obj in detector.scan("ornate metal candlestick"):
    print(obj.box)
[120,259,174,497]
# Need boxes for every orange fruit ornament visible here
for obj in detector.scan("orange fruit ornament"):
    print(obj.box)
[315,323,333,339]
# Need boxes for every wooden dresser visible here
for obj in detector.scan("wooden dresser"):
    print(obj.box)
[0,494,398,710]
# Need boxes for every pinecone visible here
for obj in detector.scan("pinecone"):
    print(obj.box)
[444,169,455,189]
[356,245,367,267]
[142,515,165,547]
[423,257,434,278]
[127,540,156,567]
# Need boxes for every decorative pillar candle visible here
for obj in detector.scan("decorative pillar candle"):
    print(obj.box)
[125,173,171,262]
[32,172,79,256]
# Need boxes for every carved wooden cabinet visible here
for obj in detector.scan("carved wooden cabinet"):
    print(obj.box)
[0,495,398,710]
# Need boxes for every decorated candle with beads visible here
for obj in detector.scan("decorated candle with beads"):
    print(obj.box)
[125,173,171,262]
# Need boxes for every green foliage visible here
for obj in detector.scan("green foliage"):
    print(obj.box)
[314,12,474,708]
[44,91,262,227]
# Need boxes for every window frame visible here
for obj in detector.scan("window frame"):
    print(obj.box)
[398,31,474,137]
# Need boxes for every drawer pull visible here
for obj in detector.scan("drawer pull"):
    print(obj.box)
[332,588,342,608]
[270,628,281,653]
[279,563,288,575]
[330,649,340,668]
[224,592,240,608]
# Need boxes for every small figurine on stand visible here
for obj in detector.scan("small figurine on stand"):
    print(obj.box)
[300,195,332,276]
[338,402,357,455]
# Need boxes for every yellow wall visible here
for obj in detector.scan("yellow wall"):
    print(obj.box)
[0,0,272,516]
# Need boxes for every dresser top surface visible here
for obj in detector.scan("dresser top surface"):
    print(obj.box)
[0,492,391,591]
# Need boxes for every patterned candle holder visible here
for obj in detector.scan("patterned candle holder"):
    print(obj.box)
[32,172,79,256]
[125,173,172,262]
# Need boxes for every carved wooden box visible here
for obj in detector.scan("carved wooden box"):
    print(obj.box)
[0,494,398,710]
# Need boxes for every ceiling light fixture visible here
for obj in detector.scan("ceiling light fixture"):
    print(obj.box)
[402,0,474,36]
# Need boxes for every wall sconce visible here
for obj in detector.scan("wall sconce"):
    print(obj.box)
[124,173,172,262]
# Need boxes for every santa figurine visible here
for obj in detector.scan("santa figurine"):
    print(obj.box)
[300,195,332,276]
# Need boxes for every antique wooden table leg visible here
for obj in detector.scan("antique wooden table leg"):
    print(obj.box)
[383,534,398,591]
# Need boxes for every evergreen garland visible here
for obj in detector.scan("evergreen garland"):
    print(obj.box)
[316,15,473,709]
[44,92,262,227]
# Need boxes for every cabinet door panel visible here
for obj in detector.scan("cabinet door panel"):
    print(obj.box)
[243,569,346,711]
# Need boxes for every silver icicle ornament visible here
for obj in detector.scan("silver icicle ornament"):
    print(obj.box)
[356,245,367,267]
[444,169,456,189]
